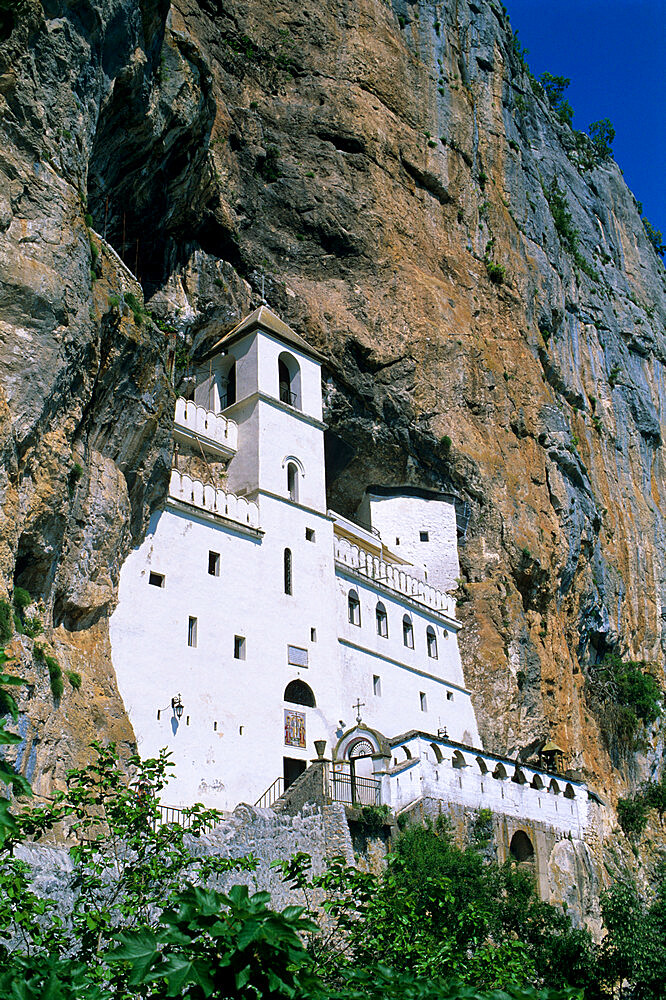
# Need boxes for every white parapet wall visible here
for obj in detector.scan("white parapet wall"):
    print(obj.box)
[334,537,456,617]
[381,735,588,836]
[174,397,238,456]
[168,470,260,529]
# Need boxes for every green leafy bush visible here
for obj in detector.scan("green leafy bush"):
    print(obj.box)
[485,260,506,284]
[588,118,615,160]
[124,292,145,325]
[643,217,666,259]
[0,601,12,644]
[617,795,649,838]
[12,587,31,610]
[66,670,82,690]
[587,654,662,760]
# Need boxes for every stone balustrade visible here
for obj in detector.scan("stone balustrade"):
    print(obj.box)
[174,397,238,456]
[334,536,456,617]
[169,470,260,529]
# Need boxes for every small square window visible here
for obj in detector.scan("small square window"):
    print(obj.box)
[420,531,429,542]
[234,635,246,660]
[373,675,382,696]
[305,527,316,542]
[446,691,454,701]
[188,617,198,648]
[420,691,427,712]
[208,551,220,576]
[148,572,165,588]
[310,627,317,642]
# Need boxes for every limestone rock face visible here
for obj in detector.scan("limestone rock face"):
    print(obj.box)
[1,0,666,827]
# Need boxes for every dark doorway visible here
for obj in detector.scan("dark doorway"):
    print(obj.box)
[283,757,306,790]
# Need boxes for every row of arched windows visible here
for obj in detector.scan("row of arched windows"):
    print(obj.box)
[347,590,441,657]
[211,350,302,415]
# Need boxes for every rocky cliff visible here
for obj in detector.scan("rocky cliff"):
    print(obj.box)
[1,0,665,827]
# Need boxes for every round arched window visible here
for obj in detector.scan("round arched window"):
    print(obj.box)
[348,738,374,758]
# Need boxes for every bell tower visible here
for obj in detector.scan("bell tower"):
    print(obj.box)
[197,307,327,512]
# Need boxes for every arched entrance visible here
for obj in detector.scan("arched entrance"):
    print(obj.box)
[509,829,535,863]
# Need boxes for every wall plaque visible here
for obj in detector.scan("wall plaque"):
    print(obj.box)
[287,645,309,667]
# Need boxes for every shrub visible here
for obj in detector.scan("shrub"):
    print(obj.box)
[608,363,622,387]
[46,655,63,700]
[485,260,505,284]
[258,144,282,183]
[84,213,93,228]
[617,795,649,838]
[643,217,666,259]
[357,804,391,833]
[124,292,144,325]
[588,118,615,160]
[12,587,31,610]
[22,616,43,638]
[66,670,82,691]
[440,434,452,454]
[478,170,487,189]
[0,601,13,644]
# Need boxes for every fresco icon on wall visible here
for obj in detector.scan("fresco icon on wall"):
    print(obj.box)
[284,709,306,748]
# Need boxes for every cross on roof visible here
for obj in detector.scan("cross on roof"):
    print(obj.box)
[353,698,365,724]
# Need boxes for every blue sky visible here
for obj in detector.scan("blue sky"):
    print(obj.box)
[505,0,666,239]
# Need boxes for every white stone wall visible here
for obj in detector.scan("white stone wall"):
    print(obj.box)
[334,569,479,747]
[364,493,460,592]
[382,736,588,835]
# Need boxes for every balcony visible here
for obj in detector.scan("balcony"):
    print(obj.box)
[334,536,456,618]
[168,470,260,530]
[174,398,238,459]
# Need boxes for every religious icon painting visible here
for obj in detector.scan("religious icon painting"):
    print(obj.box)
[284,709,306,748]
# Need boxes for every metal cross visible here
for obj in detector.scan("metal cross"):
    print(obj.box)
[353,698,365,724]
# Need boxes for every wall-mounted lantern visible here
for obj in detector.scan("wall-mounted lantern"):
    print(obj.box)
[172,694,184,721]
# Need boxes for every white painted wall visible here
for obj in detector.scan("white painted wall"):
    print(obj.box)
[363,492,461,592]
[381,735,588,834]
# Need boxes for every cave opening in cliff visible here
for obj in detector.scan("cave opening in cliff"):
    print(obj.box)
[85,35,236,300]
[13,529,59,605]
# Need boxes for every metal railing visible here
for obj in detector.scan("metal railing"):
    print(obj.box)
[279,384,297,406]
[255,776,284,809]
[158,804,216,834]
[329,770,380,807]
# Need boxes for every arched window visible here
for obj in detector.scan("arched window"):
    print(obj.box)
[512,767,527,785]
[284,548,293,595]
[426,626,438,659]
[402,615,414,649]
[430,743,443,764]
[376,601,388,637]
[476,756,489,774]
[348,589,361,626]
[509,830,534,863]
[278,352,301,409]
[452,750,467,769]
[287,462,299,502]
[531,773,544,790]
[549,778,561,795]
[564,783,576,800]
[493,762,508,780]
[284,679,316,707]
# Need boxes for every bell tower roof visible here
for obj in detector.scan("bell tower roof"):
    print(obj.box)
[205,306,326,364]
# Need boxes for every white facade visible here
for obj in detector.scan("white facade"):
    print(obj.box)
[110,307,589,832]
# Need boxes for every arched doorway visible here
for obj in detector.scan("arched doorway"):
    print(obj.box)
[509,830,535,863]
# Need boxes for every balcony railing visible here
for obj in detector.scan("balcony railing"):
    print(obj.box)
[279,384,297,406]
[329,769,380,807]
[174,398,238,457]
[157,804,216,833]
[169,470,260,529]
[334,537,456,617]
